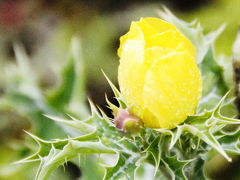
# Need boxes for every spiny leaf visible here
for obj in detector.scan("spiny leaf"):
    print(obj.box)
[104,153,140,180]
[44,114,96,134]
[87,99,121,139]
[144,135,166,176]
[213,93,240,124]
[154,92,240,162]
[190,159,207,180]
[35,140,115,180]
[167,123,231,161]
[219,129,240,155]
[174,93,240,161]
[161,155,191,180]
[170,124,230,161]
[88,100,120,137]
[18,131,97,163]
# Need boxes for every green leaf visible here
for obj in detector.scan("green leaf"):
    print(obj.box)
[13,43,42,100]
[104,153,140,180]
[35,140,115,180]
[161,155,191,180]
[47,54,75,110]
[17,130,97,163]
[88,100,121,139]
[198,48,228,111]
[219,127,240,155]
[44,114,95,134]
[1,92,64,139]
[15,10,240,180]
[47,37,88,118]
[169,93,240,162]
[190,159,207,180]
[145,135,163,176]
[67,37,89,118]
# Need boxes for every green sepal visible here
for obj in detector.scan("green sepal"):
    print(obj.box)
[102,71,127,109]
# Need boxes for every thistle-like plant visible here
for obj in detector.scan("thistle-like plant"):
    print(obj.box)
[16,8,240,180]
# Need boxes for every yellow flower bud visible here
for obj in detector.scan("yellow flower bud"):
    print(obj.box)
[118,17,202,129]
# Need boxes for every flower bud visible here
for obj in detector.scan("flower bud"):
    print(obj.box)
[118,17,202,129]
[114,109,143,134]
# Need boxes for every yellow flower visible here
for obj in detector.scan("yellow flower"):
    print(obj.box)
[118,17,202,129]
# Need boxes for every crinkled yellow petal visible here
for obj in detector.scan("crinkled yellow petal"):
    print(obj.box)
[118,18,196,57]
[142,51,202,129]
[118,22,144,57]
[118,17,202,129]
[136,18,176,37]
[119,46,172,119]
[118,40,145,112]
[146,31,196,57]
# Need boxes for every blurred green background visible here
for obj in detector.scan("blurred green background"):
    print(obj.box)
[0,0,240,179]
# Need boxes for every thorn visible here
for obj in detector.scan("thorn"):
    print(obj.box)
[24,130,43,144]
[215,90,232,112]
[88,98,101,118]
[66,113,79,121]
[101,70,121,97]
[13,157,40,164]
[43,114,67,123]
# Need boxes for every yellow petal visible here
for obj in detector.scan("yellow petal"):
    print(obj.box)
[118,17,202,129]
[136,18,177,37]
[146,31,196,57]
[118,22,144,57]
[118,39,145,112]
[141,51,201,129]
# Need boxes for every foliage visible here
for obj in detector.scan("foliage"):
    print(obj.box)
[12,9,240,180]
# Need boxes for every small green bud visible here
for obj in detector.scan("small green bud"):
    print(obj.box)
[114,109,143,135]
